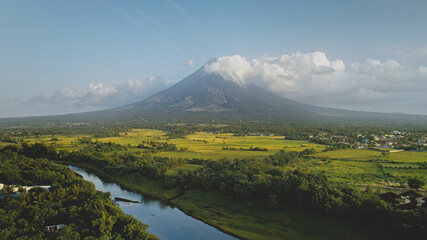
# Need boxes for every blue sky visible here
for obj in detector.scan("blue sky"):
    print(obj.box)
[1,0,427,117]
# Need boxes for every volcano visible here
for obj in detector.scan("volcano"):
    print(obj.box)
[100,62,427,124]
[130,63,314,113]
[1,60,427,125]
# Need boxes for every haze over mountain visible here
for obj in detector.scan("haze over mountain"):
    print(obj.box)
[2,60,427,126]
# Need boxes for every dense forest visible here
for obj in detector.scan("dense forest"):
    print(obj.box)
[0,147,151,240]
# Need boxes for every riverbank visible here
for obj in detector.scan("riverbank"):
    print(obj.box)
[66,162,240,240]
[64,161,390,240]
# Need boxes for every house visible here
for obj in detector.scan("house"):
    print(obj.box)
[385,141,398,146]
[10,185,51,193]
[45,224,64,233]
[10,185,20,193]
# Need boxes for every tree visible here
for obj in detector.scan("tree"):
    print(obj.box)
[408,177,424,189]
[381,151,390,158]
[56,226,81,240]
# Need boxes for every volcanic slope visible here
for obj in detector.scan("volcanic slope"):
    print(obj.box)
[107,64,427,124]
[1,62,427,125]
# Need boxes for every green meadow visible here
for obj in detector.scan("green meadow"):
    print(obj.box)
[20,129,427,190]
[303,149,427,189]
[28,129,325,160]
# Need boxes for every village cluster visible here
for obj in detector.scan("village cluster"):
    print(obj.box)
[312,130,427,151]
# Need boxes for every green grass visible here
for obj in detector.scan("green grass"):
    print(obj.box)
[306,149,427,189]
[24,134,92,151]
[300,159,384,184]
[388,151,427,163]
[173,190,385,240]
[25,129,326,160]
[102,130,326,160]
[313,149,382,161]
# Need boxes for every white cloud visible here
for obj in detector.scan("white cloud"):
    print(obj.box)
[205,52,349,94]
[205,55,252,86]
[205,52,427,114]
[188,59,194,68]
[26,76,173,108]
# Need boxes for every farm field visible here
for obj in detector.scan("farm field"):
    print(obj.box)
[16,129,427,189]
[24,134,92,151]
[23,129,326,160]
[103,129,326,159]
[304,149,427,189]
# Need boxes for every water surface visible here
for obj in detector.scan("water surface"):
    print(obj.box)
[68,165,237,240]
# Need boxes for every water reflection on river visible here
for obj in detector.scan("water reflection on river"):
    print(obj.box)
[68,165,237,240]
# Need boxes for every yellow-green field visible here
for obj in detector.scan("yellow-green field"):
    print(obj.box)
[24,134,92,151]
[27,129,325,160]
[302,149,427,189]
[15,129,427,189]
[313,149,427,163]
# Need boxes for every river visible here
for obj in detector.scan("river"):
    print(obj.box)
[68,165,238,240]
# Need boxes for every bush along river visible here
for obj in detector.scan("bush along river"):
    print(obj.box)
[68,165,237,240]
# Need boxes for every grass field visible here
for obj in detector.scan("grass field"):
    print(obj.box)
[174,190,384,240]
[304,149,427,189]
[24,134,92,151]
[16,129,427,189]
[93,129,326,160]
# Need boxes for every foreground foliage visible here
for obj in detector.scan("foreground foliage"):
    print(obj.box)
[0,148,150,240]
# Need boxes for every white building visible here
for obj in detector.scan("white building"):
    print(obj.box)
[10,185,51,193]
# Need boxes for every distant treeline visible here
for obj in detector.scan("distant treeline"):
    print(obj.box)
[2,121,427,142]
[222,146,268,151]
[137,140,187,153]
